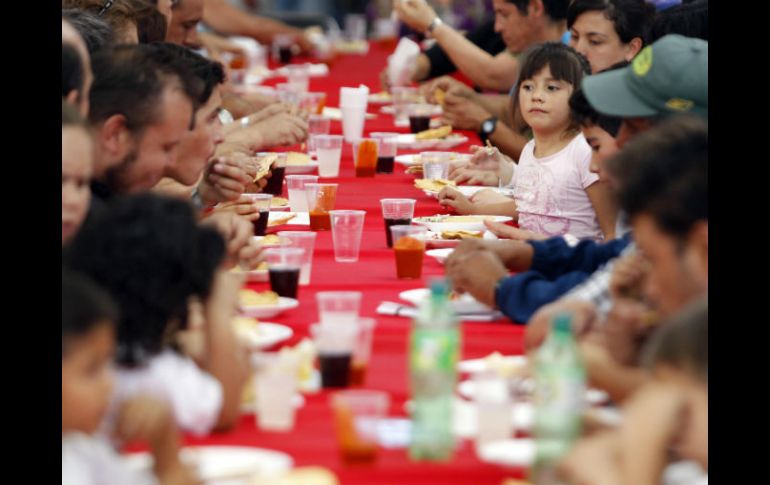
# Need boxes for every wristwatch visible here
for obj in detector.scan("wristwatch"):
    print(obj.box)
[426,16,443,37]
[191,187,214,212]
[479,116,498,143]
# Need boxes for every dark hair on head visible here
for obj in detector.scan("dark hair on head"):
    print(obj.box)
[131,0,169,43]
[63,0,140,41]
[567,0,656,45]
[62,267,118,355]
[142,43,226,106]
[62,9,115,55]
[646,0,708,43]
[641,296,708,385]
[506,0,570,21]
[89,44,199,133]
[511,42,591,134]
[569,60,628,136]
[66,193,226,367]
[606,115,707,238]
[63,43,84,100]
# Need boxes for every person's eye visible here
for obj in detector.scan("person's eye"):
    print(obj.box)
[590,40,602,46]
[590,144,600,152]
[547,85,560,91]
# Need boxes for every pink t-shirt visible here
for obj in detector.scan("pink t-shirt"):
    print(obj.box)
[510,133,602,240]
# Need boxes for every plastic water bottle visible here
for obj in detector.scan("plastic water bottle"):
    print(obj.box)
[530,313,586,484]
[408,279,460,461]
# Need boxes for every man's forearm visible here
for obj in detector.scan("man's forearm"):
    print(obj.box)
[431,24,514,92]
[475,94,510,120]
[204,0,300,43]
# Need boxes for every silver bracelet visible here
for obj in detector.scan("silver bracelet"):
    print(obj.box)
[240,116,250,128]
[426,16,443,37]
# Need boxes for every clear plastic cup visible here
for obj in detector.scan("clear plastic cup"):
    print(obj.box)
[263,247,305,298]
[421,152,452,180]
[255,353,299,431]
[311,323,358,389]
[316,291,362,326]
[389,225,427,279]
[306,183,338,231]
[380,198,416,247]
[242,193,272,236]
[314,135,344,177]
[277,231,317,286]
[369,132,398,174]
[301,92,327,117]
[344,13,367,42]
[286,175,318,212]
[330,390,390,464]
[407,103,435,133]
[286,64,310,93]
[391,86,418,124]
[307,115,331,155]
[473,371,513,450]
[276,83,301,106]
[329,210,366,263]
[272,33,295,63]
[352,138,380,178]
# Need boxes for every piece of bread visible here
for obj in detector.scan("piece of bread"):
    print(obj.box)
[434,88,446,106]
[415,125,452,140]
[286,152,312,166]
[268,213,297,226]
[414,178,456,192]
[239,290,279,306]
[271,196,289,207]
[440,230,483,240]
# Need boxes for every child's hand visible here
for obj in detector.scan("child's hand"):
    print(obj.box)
[449,167,499,186]
[603,298,652,366]
[114,396,175,445]
[470,188,509,205]
[483,220,544,241]
[437,186,475,214]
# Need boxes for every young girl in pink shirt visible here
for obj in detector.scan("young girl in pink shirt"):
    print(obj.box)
[439,43,617,241]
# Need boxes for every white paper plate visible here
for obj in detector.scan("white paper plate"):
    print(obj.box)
[425,248,454,264]
[123,446,293,482]
[285,160,318,174]
[476,439,535,468]
[458,379,610,406]
[434,135,469,149]
[239,297,299,319]
[413,215,512,232]
[457,355,528,374]
[394,154,422,166]
[321,107,376,121]
[235,320,294,350]
[380,104,441,116]
[396,134,438,150]
[399,288,493,314]
[268,211,310,227]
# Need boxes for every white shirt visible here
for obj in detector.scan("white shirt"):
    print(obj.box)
[62,432,156,485]
[107,350,223,437]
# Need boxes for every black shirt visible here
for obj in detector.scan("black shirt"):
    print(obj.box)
[423,18,507,88]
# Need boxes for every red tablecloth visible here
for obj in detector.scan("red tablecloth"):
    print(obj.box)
[188,42,527,484]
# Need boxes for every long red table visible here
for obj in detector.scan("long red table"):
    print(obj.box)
[188,41,527,484]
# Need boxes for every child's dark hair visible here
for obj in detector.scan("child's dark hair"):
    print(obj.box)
[641,297,708,385]
[511,42,591,135]
[65,193,226,367]
[567,0,656,45]
[606,114,707,240]
[62,267,118,355]
[569,61,628,136]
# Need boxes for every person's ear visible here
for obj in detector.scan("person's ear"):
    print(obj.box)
[65,90,79,106]
[625,37,644,61]
[98,114,133,159]
[529,0,545,17]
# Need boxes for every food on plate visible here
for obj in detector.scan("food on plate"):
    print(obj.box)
[271,196,290,207]
[440,230,483,240]
[483,352,529,378]
[414,178,456,192]
[415,125,452,140]
[268,213,297,226]
[286,152,312,166]
[239,289,279,306]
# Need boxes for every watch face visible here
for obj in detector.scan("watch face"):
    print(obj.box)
[483,120,494,133]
